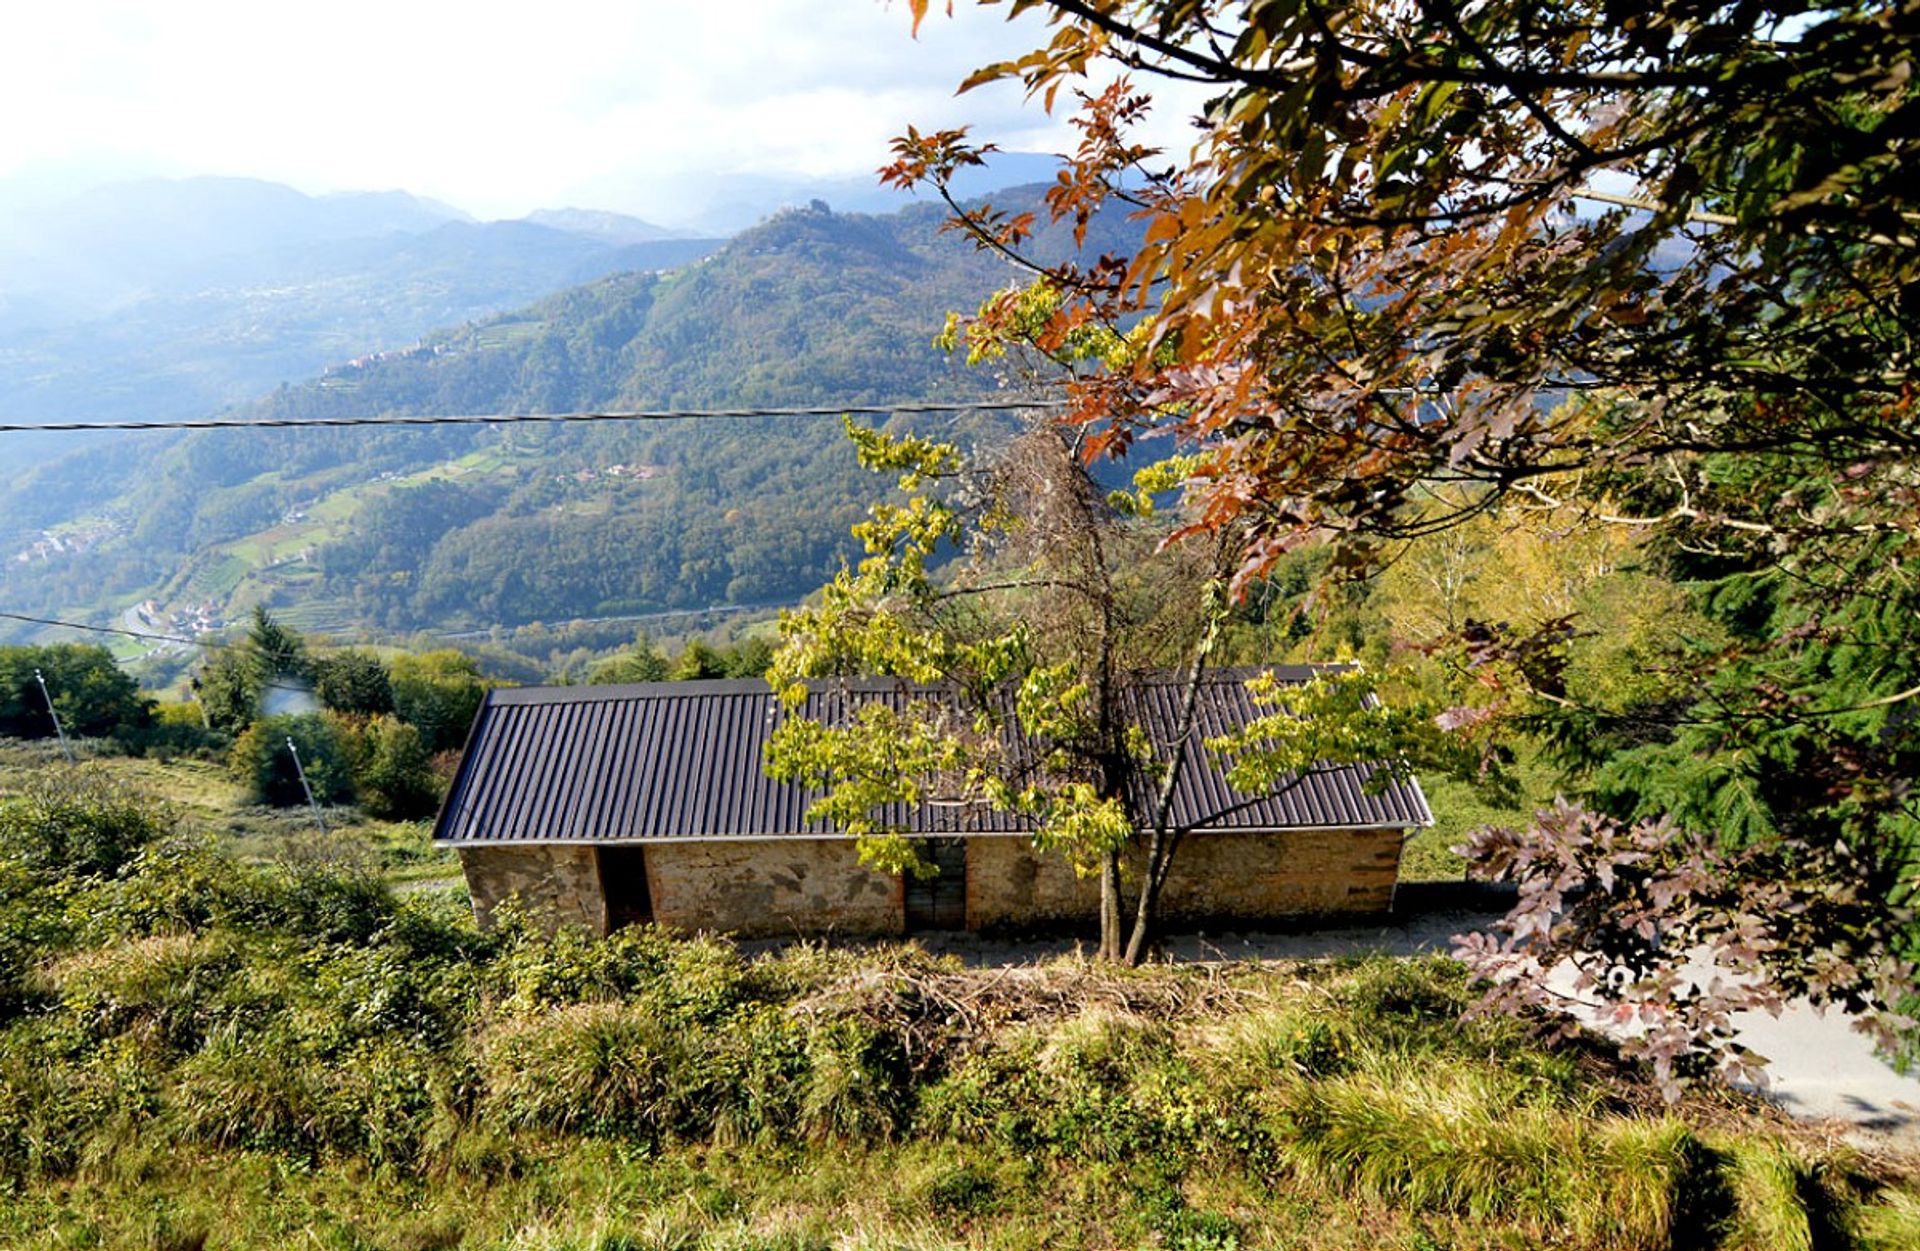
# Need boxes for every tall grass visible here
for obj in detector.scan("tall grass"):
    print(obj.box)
[1858,1187,1920,1250]
[0,777,1913,1249]
[1269,1059,1695,1247]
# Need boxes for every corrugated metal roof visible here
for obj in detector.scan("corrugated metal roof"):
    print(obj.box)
[432,668,1434,845]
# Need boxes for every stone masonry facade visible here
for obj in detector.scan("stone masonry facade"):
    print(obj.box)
[641,839,900,937]
[458,827,1404,938]
[459,844,608,933]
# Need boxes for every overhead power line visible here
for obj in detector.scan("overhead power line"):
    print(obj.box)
[0,609,320,697]
[0,609,213,652]
[0,398,1067,435]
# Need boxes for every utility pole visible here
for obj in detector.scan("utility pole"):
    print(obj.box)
[188,676,212,731]
[33,669,73,764]
[285,736,327,834]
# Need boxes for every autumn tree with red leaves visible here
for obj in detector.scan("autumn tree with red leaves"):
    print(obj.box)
[891,0,1919,1091]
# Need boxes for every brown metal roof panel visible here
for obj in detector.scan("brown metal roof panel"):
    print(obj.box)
[431,672,1435,846]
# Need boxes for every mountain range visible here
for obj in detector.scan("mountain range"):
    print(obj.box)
[0,177,724,454]
[0,179,1138,655]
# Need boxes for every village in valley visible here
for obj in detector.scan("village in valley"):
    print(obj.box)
[10,517,125,567]
[0,3,1915,1249]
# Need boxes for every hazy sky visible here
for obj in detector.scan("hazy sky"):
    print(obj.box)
[0,1,1208,225]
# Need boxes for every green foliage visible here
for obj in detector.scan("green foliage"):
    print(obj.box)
[718,636,774,679]
[588,633,670,684]
[389,650,493,753]
[0,643,149,741]
[312,649,395,717]
[1209,668,1459,797]
[0,766,173,879]
[669,640,729,681]
[192,646,257,734]
[121,699,222,760]
[227,712,355,808]
[349,715,439,820]
[190,608,314,735]
[771,423,1472,957]
[768,701,972,872]
[245,605,309,686]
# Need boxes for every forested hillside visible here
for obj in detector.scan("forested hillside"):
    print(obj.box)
[0,191,1137,644]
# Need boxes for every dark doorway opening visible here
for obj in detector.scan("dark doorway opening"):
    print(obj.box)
[904,838,968,932]
[597,846,653,930]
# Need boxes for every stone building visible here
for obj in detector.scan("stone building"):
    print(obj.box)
[432,672,1432,938]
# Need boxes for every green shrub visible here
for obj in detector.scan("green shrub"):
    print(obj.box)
[485,913,758,1019]
[1330,956,1476,1048]
[241,860,398,945]
[587,635,669,684]
[0,766,173,878]
[918,1010,1182,1162]
[0,643,149,740]
[0,1020,169,1179]
[1200,1006,1354,1083]
[42,933,245,1057]
[0,822,1901,1245]
[480,1002,693,1141]
[228,712,355,807]
[313,650,396,717]
[390,651,492,752]
[88,839,399,947]
[1715,1139,1816,1251]
[126,701,223,759]
[924,1161,999,1217]
[795,1020,909,1143]
[1861,1187,1920,1251]
[171,1030,336,1154]
[351,714,440,819]
[0,858,68,1017]
[1269,1057,1694,1247]
[83,837,260,940]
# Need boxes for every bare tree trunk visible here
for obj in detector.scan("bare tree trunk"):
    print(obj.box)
[1120,574,1225,965]
[1121,826,1167,966]
[1098,851,1124,961]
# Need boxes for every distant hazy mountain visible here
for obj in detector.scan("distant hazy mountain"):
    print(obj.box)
[661,150,1070,234]
[0,176,471,310]
[522,207,692,246]
[0,177,725,460]
[0,161,1082,458]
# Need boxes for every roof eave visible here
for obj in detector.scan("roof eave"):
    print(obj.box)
[433,820,1430,849]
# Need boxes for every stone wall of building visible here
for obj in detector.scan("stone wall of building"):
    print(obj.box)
[1155,827,1404,922]
[642,839,903,938]
[965,828,1403,933]
[459,844,608,933]
[458,827,1405,938]
[963,836,1101,931]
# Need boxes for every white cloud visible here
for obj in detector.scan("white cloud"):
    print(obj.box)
[0,1,1212,223]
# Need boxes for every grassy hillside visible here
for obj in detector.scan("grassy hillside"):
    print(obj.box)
[0,193,1128,648]
[0,750,1916,1250]
[0,740,459,890]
